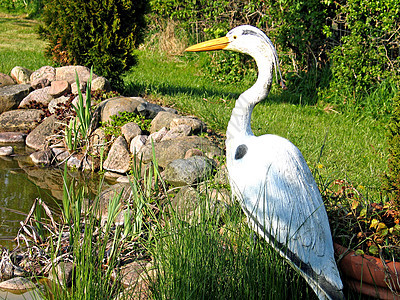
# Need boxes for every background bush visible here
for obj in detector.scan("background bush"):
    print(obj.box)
[38,0,149,88]
[148,0,399,101]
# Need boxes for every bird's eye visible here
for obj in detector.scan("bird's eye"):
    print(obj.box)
[233,35,237,39]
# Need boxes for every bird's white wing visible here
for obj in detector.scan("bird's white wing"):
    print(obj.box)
[228,134,342,294]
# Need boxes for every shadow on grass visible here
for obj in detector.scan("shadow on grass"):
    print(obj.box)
[123,66,332,108]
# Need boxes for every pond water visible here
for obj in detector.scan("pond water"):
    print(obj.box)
[0,145,108,249]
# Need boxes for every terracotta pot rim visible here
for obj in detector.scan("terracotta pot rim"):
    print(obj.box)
[334,242,400,292]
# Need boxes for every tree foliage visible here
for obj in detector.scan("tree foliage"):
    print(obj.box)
[38,0,149,87]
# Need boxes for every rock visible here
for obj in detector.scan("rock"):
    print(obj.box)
[0,132,26,143]
[103,136,131,173]
[71,81,87,94]
[48,261,74,287]
[19,87,52,108]
[170,116,206,134]
[56,65,97,84]
[147,127,168,144]
[91,76,110,92]
[162,106,179,114]
[149,111,180,133]
[0,84,32,113]
[0,73,15,87]
[137,101,165,119]
[30,66,56,89]
[98,183,132,226]
[140,136,222,168]
[82,155,100,172]
[26,115,60,150]
[66,154,82,169]
[171,186,201,222]
[118,260,148,288]
[30,149,54,165]
[184,148,204,159]
[121,122,142,144]
[163,156,215,187]
[11,66,32,84]
[52,147,70,163]
[0,277,36,291]
[48,80,70,98]
[130,135,147,155]
[0,109,44,132]
[90,128,107,155]
[161,124,191,141]
[0,146,14,156]
[100,97,145,124]
[48,95,71,114]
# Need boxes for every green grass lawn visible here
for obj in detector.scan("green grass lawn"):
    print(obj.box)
[0,13,51,73]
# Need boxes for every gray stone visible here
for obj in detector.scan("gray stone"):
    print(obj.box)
[91,76,110,91]
[11,66,32,84]
[48,261,74,287]
[26,115,59,150]
[147,127,168,144]
[121,122,142,144]
[30,66,56,89]
[100,97,145,124]
[150,111,180,133]
[0,132,26,143]
[184,148,204,158]
[71,81,87,94]
[90,127,107,156]
[140,136,222,168]
[163,156,215,187]
[0,277,36,291]
[118,260,148,288]
[170,116,206,134]
[0,146,13,156]
[0,109,44,133]
[48,96,70,114]
[52,147,70,163]
[137,101,165,119]
[48,80,70,97]
[19,87,52,108]
[82,155,100,172]
[98,183,132,226]
[161,124,191,141]
[30,149,54,165]
[0,73,15,87]
[56,65,97,84]
[103,136,130,173]
[171,186,201,222]
[0,84,32,113]
[66,154,82,169]
[130,135,147,155]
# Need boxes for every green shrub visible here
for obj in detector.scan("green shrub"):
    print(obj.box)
[38,0,149,87]
[328,0,400,94]
[383,92,400,206]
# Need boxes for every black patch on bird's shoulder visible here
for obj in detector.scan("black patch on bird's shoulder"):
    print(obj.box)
[235,144,248,160]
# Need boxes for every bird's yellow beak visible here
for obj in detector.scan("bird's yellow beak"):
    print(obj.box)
[185,36,230,52]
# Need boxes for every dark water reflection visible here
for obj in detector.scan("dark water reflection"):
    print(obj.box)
[0,146,108,249]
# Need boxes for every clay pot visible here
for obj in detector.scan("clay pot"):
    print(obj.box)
[334,243,400,299]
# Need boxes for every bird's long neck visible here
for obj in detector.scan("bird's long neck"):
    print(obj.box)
[226,52,274,144]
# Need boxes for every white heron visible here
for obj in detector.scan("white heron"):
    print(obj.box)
[185,25,344,300]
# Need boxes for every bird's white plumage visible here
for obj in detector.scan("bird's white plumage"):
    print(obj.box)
[186,25,344,300]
